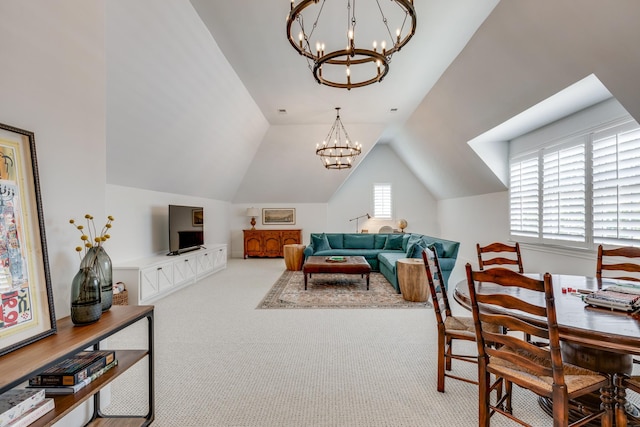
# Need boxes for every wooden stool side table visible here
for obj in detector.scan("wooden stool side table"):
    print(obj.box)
[397,258,429,302]
[284,244,306,271]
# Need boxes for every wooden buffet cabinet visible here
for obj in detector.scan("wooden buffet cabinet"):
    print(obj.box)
[0,305,154,426]
[243,229,302,258]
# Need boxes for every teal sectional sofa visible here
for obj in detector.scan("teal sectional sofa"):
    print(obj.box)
[303,233,460,293]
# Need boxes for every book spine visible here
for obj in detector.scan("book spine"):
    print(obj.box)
[29,351,115,386]
[0,389,46,427]
[5,399,54,427]
[38,359,118,396]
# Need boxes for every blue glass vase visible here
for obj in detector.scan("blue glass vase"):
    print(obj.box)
[70,267,101,325]
[81,246,113,312]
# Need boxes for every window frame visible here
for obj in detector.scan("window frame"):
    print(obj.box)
[509,116,640,250]
[372,182,393,220]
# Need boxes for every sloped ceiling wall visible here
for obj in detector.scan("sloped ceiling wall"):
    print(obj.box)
[106,0,268,201]
[394,0,640,200]
[105,1,640,203]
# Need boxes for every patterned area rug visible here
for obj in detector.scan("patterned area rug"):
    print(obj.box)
[257,270,432,309]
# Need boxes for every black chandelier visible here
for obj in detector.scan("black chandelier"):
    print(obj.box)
[286,0,417,90]
[316,108,361,169]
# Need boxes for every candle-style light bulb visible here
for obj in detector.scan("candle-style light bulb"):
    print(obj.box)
[299,32,303,48]
[396,28,401,43]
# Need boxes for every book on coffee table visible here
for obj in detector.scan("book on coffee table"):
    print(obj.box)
[325,256,347,263]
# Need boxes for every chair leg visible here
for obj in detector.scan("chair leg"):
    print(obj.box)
[445,336,453,371]
[478,362,491,427]
[437,331,446,392]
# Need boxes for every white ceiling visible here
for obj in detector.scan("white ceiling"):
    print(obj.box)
[190,0,499,127]
[106,1,640,203]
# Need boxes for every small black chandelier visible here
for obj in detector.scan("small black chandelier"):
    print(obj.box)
[286,0,417,90]
[316,108,361,169]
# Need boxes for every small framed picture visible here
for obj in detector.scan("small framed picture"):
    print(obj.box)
[262,208,295,225]
[192,208,203,226]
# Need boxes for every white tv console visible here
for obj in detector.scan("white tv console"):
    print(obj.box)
[113,244,227,305]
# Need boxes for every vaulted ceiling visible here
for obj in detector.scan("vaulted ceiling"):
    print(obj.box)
[106,1,640,203]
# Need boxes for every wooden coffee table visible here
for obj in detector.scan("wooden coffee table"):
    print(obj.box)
[302,256,371,290]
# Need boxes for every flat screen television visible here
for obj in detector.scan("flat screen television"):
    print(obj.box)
[168,204,204,255]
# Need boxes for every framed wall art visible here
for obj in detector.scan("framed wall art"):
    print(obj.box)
[192,208,203,226]
[262,208,296,225]
[0,122,56,357]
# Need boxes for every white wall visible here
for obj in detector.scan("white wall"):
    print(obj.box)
[229,144,438,258]
[106,185,230,263]
[229,203,327,258]
[440,191,600,288]
[329,144,439,236]
[0,1,106,319]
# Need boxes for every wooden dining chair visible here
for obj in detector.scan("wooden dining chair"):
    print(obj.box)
[465,263,613,427]
[476,242,523,273]
[596,244,640,282]
[422,250,478,392]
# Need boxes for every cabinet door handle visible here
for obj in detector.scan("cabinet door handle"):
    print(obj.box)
[157,267,162,271]
[184,259,189,262]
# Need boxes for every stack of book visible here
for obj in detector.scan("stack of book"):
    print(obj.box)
[0,388,54,427]
[28,350,118,396]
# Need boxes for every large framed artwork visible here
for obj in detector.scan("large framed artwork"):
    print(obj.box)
[262,208,296,225]
[0,122,56,357]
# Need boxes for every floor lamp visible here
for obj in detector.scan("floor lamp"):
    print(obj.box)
[349,213,370,233]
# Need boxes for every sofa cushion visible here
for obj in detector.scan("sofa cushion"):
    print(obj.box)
[344,234,374,249]
[374,234,387,249]
[326,234,344,249]
[311,233,331,252]
[383,234,404,250]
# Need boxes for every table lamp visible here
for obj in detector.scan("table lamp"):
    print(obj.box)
[246,207,259,230]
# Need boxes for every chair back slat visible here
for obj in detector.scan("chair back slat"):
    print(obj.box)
[478,313,549,340]
[476,293,547,318]
[597,244,640,282]
[477,242,524,273]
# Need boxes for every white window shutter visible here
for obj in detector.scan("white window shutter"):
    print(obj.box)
[542,144,586,242]
[593,125,640,244]
[510,158,539,237]
[373,183,392,219]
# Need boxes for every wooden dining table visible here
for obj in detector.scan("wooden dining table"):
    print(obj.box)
[454,273,640,426]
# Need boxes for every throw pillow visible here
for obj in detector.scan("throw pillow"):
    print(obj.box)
[406,242,427,259]
[383,234,404,250]
[374,234,387,249]
[428,242,445,258]
[311,233,331,252]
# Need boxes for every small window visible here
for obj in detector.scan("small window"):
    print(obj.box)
[373,183,392,219]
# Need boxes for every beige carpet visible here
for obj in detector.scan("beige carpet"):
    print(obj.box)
[257,270,431,309]
[103,258,618,426]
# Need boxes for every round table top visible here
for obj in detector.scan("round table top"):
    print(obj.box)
[454,274,640,356]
